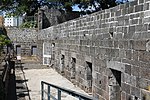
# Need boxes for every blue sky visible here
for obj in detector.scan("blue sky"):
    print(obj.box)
[73,0,134,11]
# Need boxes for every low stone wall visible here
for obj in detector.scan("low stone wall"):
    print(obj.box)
[37,0,150,99]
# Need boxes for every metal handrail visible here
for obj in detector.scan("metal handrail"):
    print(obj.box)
[2,54,10,82]
[41,81,97,100]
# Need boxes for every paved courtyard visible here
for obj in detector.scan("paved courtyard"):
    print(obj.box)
[15,57,90,100]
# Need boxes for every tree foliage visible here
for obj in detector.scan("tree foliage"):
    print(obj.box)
[20,21,37,28]
[0,0,129,16]
[0,34,11,47]
[0,28,11,48]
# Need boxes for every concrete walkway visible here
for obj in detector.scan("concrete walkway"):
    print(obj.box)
[15,58,90,100]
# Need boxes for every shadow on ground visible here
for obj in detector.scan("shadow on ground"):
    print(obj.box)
[7,61,31,100]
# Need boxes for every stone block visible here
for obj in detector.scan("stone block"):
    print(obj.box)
[132,50,139,61]
[90,47,96,56]
[122,40,128,49]
[131,86,141,98]
[128,7,134,13]
[114,33,123,39]
[139,51,150,62]
[130,0,138,7]
[113,49,119,57]
[119,49,126,58]
[125,64,131,75]
[124,73,131,84]
[130,19,139,25]
[128,25,135,33]
[131,65,140,77]
[133,40,147,51]
[121,83,130,94]
[116,10,122,16]
[114,40,119,48]
[125,19,129,25]
[135,4,144,12]
[125,50,132,60]
[117,27,123,33]
[140,67,150,80]
[143,17,150,23]
[121,8,126,15]
[135,24,143,32]
[130,76,136,86]
[139,0,144,4]
[144,2,149,10]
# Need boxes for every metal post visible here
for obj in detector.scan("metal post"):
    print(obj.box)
[48,85,50,100]
[41,82,44,100]
[58,89,61,100]
[79,96,82,100]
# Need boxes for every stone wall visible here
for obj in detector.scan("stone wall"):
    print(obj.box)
[7,28,37,56]
[37,0,150,99]
[37,6,80,30]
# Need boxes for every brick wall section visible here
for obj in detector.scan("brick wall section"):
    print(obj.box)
[37,0,150,99]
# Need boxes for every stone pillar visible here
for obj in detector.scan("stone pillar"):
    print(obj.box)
[38,8,44,30]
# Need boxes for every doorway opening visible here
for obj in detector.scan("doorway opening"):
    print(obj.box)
[109,68,121,100]
[31,46,37,56]
[60,55,65,73]
[86,61,92,92]
[16,45,21,55]
[71,57,76,79]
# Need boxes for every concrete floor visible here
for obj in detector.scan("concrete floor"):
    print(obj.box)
[15,57,90,100]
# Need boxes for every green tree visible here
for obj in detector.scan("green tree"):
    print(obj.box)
[0,28,11,52]
[0,0,129,16]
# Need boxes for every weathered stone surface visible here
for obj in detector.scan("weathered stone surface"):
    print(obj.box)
[107,61,125,72]
[7,0,150,99]
[122,83,130,94]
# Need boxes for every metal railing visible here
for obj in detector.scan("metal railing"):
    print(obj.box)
[41,81,96,100]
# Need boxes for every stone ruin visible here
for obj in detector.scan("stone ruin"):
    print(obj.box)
[7,0,150,99]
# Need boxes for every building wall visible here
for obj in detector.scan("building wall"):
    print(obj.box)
[37,0,150,99]
[37,7,80,30]
[7,28,37,56]
[4,16,23,27]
